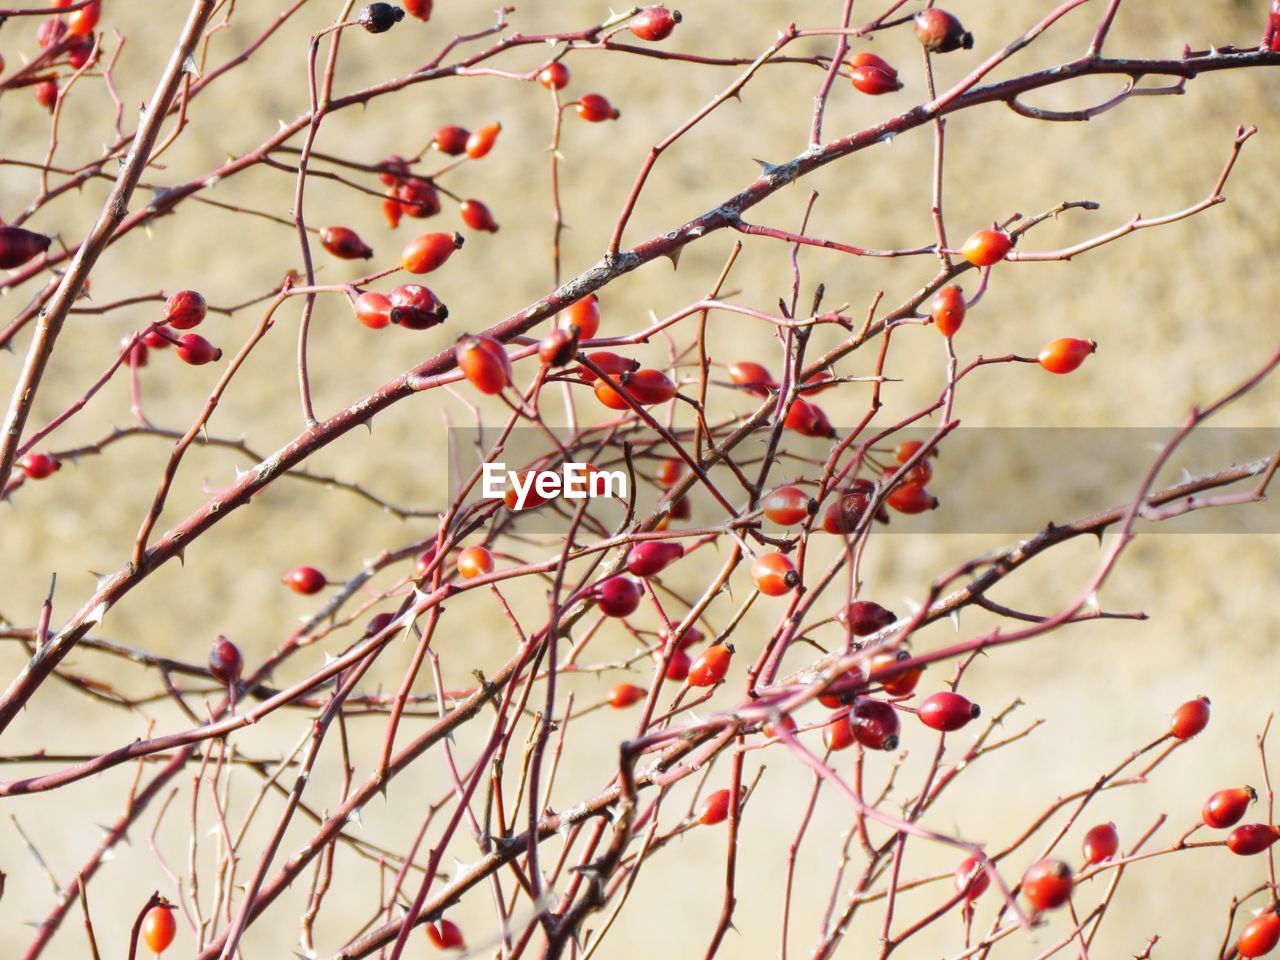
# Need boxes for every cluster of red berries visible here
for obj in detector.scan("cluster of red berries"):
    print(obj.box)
[24,0,103,110]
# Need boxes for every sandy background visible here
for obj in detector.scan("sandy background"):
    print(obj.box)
[2,0,1280,957]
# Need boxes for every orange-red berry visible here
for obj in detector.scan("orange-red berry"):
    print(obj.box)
[960,228,1013,266]
[688,643,733,687]
[354,292,392,330]
[465,122,501,159]
[1022,860,1073,912]
[930,285,966,337]
[576,93,620,121]
[283,566,327,595]
[561,294,600,340]
[1239,911,1280,958]
[1081,822,1119,864]
[539,61,570,89]
[1203,787,1256,829]
[609,682,646,708]
[457,545,494,579]
[1171,696,1211,740]
[402,231,463,274]
[630,6,681,41]
[850,63,902,95]
[319,226,373,260]
[955,856,991,901]
[1227,823,1280,856]
[459,199,499,232]
[752,552,798,596]
[142,904,177,954]
[885,482,938,514]
[434,125,470,156]
[164,290,208,329]
[1038,337,1097,375]
[763,486,815,526]
[698,788,732,825]
[19,452,60,480]
[456,335,512,394]
[728,360,775,396]
[426,918,465,951]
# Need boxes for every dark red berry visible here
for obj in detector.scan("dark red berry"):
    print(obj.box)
[591,576,642,618]
[850,698,900,750]
[208,636,244,685]
[914,8,973,53]
[1081,822,1119,864]
[918,691,980,732]
[389,283,447,329]
[434,125,470,155]
[175,334,221,365]
[19,452,60,480]
[630,6,681,41]
[575,93,620,122]
[666,648,691,681]
[955,856,990,901]
[626,541,684,578]
[320,226,373,260]
[1203,787,1256,829]
[164,290,208,329]
[1227,823,1280,856]
[783,398,835,438]
[283,565,327,595]
[0,226,53,270]
[539,328,578,367]
[840,600,896,636]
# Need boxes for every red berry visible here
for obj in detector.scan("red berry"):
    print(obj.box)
[1203,787,1256,829]
[354,292,392,330]
[955,856,991,901]
[847,51,897,76]
[752,552,798,596]
[403,0,432,21]
[382,195,403,228]
[456,335,511,394]
[784,398,835,438]
[918,691,981,732]
[377,155,410,186]
[895,440,927,464]
[208,636,244,685]
[608,682,646,709]
[626,541,684,578]
[561,294,600,340]
[960,228,1013,266]
[698,788,732,825]
[654,457,684,487]
[818,667,866,708]
[124,337,149,367]
[1227,823,1280,856]
[459,199,499,232]
[763,486,815,526]
[885,482,938,515]
[884,456,933,488]
[1021,859,1073,912]
[0,226,53,270]
[850,63,902,95]
[661,623,704,650]
[67,0,101,36]
[142,904,177,954]
[728,360,775,397]
[414,546,439,580]
[538,328,578,367]
[426,918,465,951]
[930,285,966,337]
[630,6,681,41]
[575,93,620,122]
[539,61,570,89]
[18,452,60,480]
[1171,696,1211,740]
[850,698,900,750]
[283,565,327,595]
[824,712,856,751]
[433,126,469,156]
[389,283,447,329]
[175,334,221,365]
[34,80,59,111]
[66,36,93,68]
[666,648,692,681]
[579,351,639,383]
[141,328,172,349]
[763,713,797,740]
[401,231,463,274]
[457,545,494,579]
[502,473,551,511]
[591,576,643,618]
[801,370,836,395]
[395,178,441,218]
[364,612,396,637]
[319,225,373,260]
[38,16,67,48]
[465,122,501,159]
[1081,822,1119,864]
[914,8,973,52]
[595,368,677,409]
[688,643,733,687]
[1038,337,1097,375]
[1239,912,1280,958]
[840,600,896,637]
[870,650,923,698]
[164,290,208,329]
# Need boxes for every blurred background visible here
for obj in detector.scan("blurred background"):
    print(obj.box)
[2,0,1280,956]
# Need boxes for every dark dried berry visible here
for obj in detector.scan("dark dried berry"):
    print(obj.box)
[358,3,404,33]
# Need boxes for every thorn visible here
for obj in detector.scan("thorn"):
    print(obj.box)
[664,247,682,270]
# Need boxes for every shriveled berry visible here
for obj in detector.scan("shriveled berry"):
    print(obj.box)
[466,122,502,159]
[1227,823,1280,856]
[752,552,798,596]
[19,452,60,480]
[434,125,470,156]
[630,6,681,41]
[1038,337,1097,375]
[918,691,980,731]
[402,231,463,274]
[850,698,900,750]
[840,600,895,636]
[763,486,815,526]
[208,636,244,685]
[456,335,511,394]
[561,294,600,340]
[576,93,620,121]
[822,479,882,533]
[283,566,327,595]
[426,918,465,951]
[1239,911,1280,958]
[0,226,53,270]
[457,545,494,579]
[175,334,221,365]
[591,576,642,618]
[460,199,499,232]
[1171,696,1211,740]
[1022,860,1073,912]
[142,904,176,954]
[698,788,732,825]
[626,541,684,578]
[930,285,966,337]
[609,682,646,708]
[688,643,733,686]
[354,292,392,330]
[539,61,570,89]
[164,290,208,329]
[1082,822,1119,864]
[955,856,991,901]
[914,8,973,52]
[1203,787,1256,829]
[728,360,775,397]
[960,228,1013,266]
[870,650,923,698]
[389,283,447,329]
[358,3,404,33]
[320,226,373,260]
